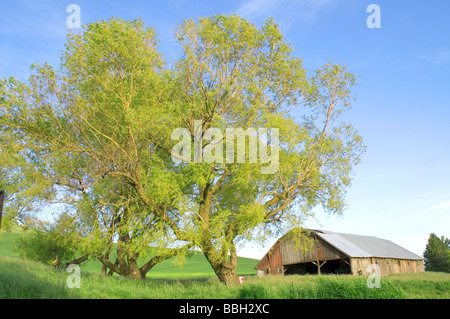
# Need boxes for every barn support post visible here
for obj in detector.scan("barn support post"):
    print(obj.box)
[313,233,328,275]
[312,260,327,275]
[0,190,5,230]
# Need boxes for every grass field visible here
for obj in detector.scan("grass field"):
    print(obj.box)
[0,229,258,279]
[1,230,449,299]
[78,248,259,279]
[80,248,259,279]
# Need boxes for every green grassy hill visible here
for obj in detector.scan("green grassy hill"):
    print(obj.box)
[0,231,22,258]
[79,250,258,279]
[0,230,258,279]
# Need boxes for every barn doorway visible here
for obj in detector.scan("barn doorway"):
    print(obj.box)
[284,259,351,275]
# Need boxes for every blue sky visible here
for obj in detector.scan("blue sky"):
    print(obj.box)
[1,0,449,259]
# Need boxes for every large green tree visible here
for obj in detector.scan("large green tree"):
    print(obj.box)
[0,18,189,279]
[0,16,365,285]
[157,15,365,285]
[423,233,450,273]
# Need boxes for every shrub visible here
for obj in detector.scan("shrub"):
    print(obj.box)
[16,229,77,268]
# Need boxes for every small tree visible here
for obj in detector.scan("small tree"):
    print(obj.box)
[423,233,450,273]
[16,226,79,269]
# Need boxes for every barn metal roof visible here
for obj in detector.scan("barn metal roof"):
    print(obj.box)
[311,229,423,260]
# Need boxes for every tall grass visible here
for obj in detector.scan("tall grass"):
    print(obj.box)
[238,275,406,299]
[1,255,449,299]
[0,256,73,299]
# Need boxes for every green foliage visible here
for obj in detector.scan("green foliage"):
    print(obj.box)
[16,228,78,268]
[0,128,54,231]
[0,15,365,283]
[169,15,365,280]
[423,233,450,273]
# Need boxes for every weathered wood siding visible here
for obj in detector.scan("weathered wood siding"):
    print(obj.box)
[350,257,425,276]
[256,230,426,277]
[255,240,284,275]
[280,233,347,265]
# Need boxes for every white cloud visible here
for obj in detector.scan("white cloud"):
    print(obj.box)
[419,48,450,66]
[381,200,450,257]
[412,200,450,223]
[236,0,277,18]
[235,0,334,31]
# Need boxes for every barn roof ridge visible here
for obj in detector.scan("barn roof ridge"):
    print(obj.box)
[286,228,423,260]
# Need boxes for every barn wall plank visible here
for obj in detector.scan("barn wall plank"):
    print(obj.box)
[280,233,347,265]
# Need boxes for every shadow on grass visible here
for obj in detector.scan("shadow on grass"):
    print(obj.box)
[0,257,82,299]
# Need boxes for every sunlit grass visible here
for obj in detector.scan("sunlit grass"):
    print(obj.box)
[1,255,448,299]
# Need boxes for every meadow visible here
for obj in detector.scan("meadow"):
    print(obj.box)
[1,230,449,299]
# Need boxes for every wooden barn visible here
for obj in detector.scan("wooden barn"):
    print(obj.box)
[255,229,424,276]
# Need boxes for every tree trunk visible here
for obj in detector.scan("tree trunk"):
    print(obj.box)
[126,256,144,280]
[108,258,119,276]
[212,261,240,286]
[101,252,109,275]
[197,187,241,286]
[204,243,240,286]
[97,249,144,280]
[97,243,192,280]
[66,255,88,268]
